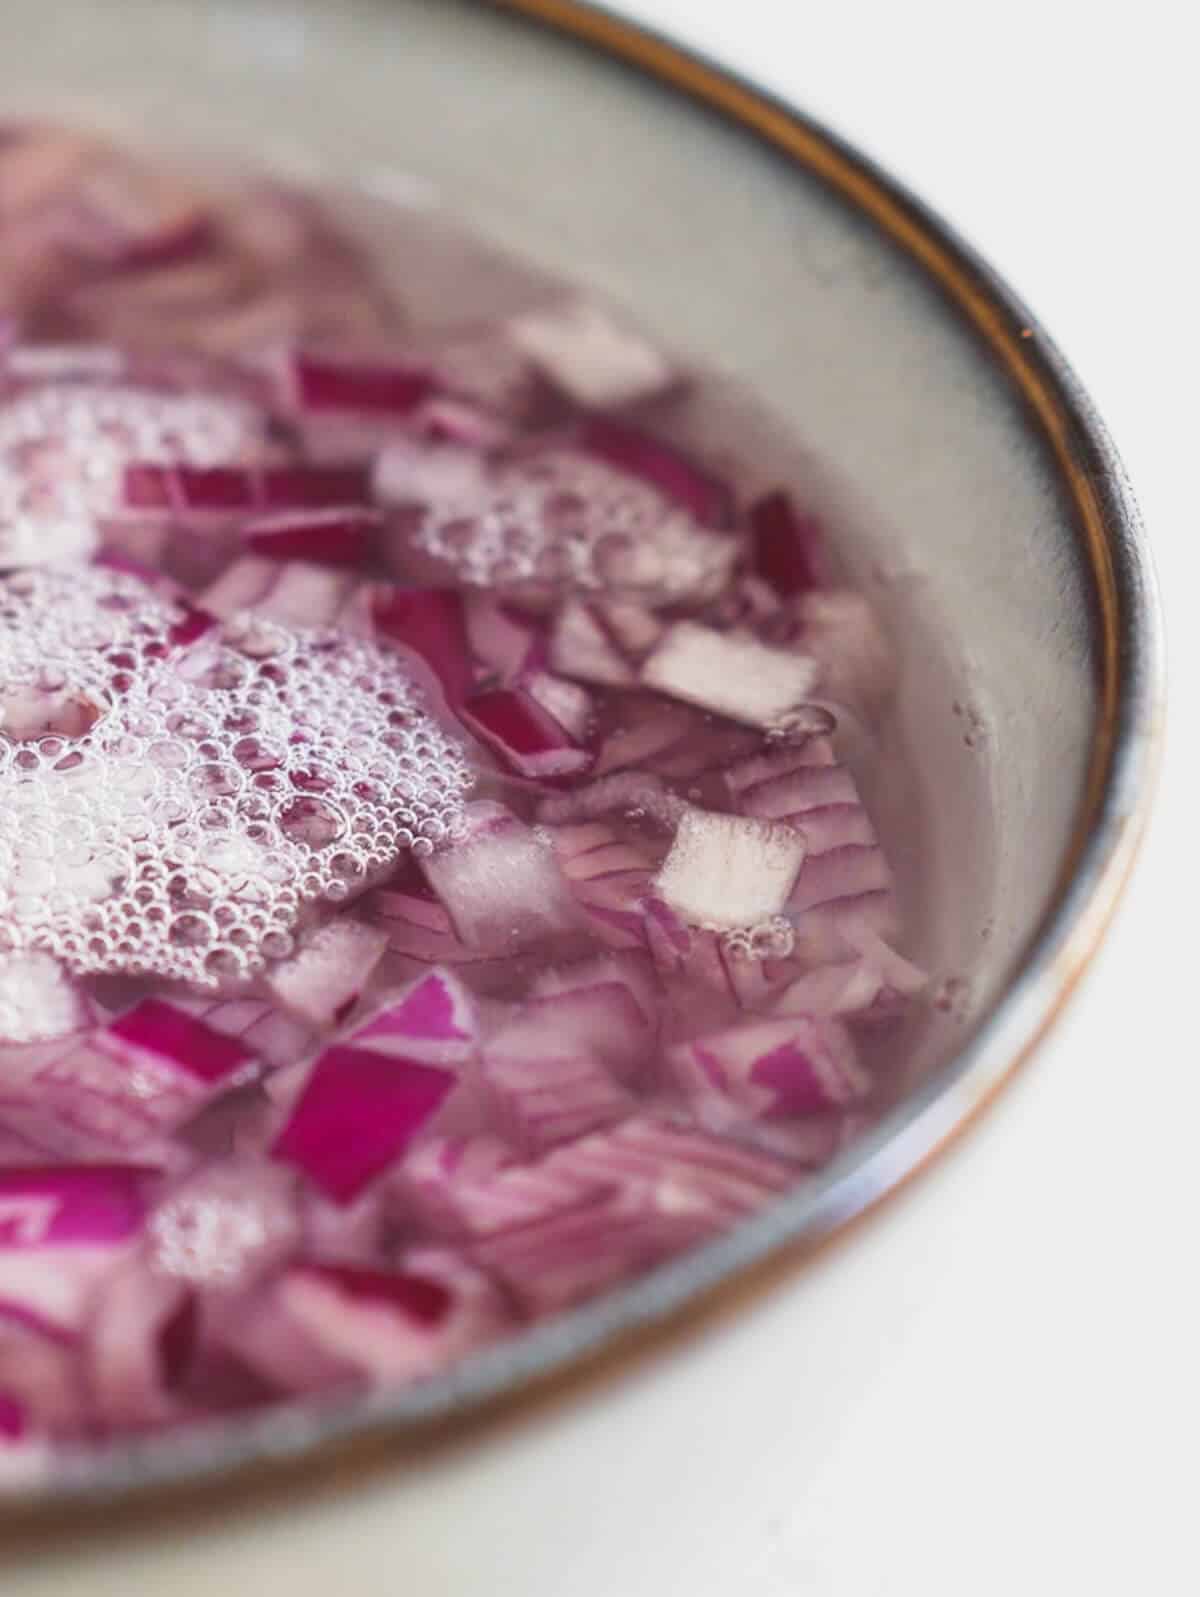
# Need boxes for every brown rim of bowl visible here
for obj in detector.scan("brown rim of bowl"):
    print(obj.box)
[0,0,1165,1529]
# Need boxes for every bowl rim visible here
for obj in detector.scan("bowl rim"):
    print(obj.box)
[1,0,1165,1524]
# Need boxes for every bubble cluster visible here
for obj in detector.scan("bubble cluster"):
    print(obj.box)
[149,1166,297,1287]
[721,917,796,963]
[405,445,732,603]
[0,381,264,567]
[0,566,472,990]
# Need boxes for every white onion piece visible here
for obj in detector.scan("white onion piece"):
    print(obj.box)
[654,809,807,931]
[641,621,819,730]
[503,297,675,409]
[523,670,593,742]
[548,600,636,687]
[263,920,388,1031]
[422,808,584,955]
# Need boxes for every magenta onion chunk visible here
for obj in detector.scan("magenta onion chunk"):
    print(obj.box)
[271,1046,453,1205]
[123,461,370,515]
[575,418,731,528]
[371,585,475,704]
[667,1013,866,1120]
[0,123,931,1444]
[244,508,381,568]
[749,490,822,597]
[245,1250,511,1387]
[285,351,435,415]
[460,686,592,781]
[0,1165,150,1248]
[350,969,478,1068]
[0,1003,256,1161]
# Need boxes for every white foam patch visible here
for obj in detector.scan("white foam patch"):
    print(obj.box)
[0,566,471,992]
[0,381,263,566]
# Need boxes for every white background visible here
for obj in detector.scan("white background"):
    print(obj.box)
[7,1,1198,1592]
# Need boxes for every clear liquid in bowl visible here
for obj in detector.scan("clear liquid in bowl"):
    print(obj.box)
[0,123,929,1460]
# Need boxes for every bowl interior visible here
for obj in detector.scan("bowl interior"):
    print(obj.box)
[0,0,1112,1492]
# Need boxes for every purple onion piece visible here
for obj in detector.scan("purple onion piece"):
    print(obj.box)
[371,585,475,705]
[461,686,592,781]
[748,489,822,596]
[244,508,381,568]
[271,1046,453,1205]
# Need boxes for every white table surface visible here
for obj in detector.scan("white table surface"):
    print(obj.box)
[6,1,1196,1591]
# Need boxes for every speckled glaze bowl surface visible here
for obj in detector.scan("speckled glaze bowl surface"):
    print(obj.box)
[0,0,1162,1514]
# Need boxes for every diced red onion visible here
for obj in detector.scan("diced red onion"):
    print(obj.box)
[641,896,694,974]
[83,1257,196,1428]
[299,1185,388,1267]
[264,920,388,1032]
[421,806,586,955]
[548,600,636,687]
[271,1249,511,1382]
[0,1305,81,1443]
[107,999,258,1086]
[461,686,592,781]
[146,1157,301,1291]
[531,950,661,1028]
[468,1114,796,1314]
[171,994,315,1073]
[771,933,927,1025]
[787,845,895,931]
[641,620,819,731]
[371,585,474,705]
[271,1045,453,1205]
[244,507,381,568]
[503,298,676,410]
[592,598,664,659]
[350,968,478,1068]
[371,886,495,968]
[0,1002,256,1161]
[0,1164,150,1248]
[483,1048,634,1155]
[654,809,807,932]
[497,982,653,1085]
[481,986,650,1153]
[0,1164,152,1330]
[396,1133,517,1234]
[0,1391,24,1442]
[575,418,731,527]
[726,736,864,842]
[666,1013,866,1120]
[103,213,220,278]
[284,350,434,415]
[467,1185,693,1316]
[0,951,92,1045]
[0,126,924,1436]
[522,670,593,743]
[123,461,370,516]
[749,489,822,597]
[463,594,539,682]
[541,821,659,950]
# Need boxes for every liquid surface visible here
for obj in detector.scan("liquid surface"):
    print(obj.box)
[0,124,926,1466]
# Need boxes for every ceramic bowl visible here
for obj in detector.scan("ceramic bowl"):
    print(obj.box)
[0,0,1163,1513]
